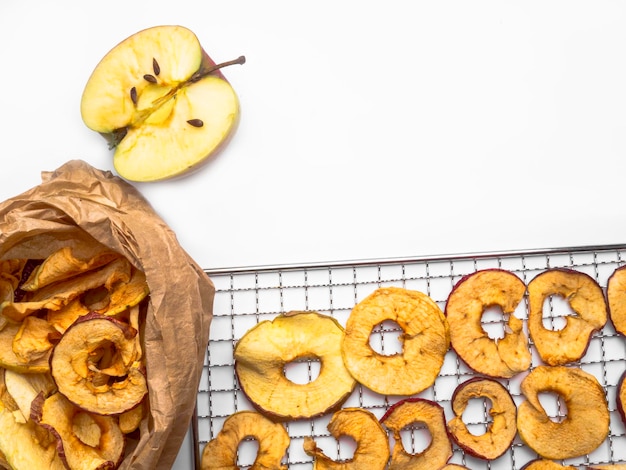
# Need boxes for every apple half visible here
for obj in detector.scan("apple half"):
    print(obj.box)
[81,25,245,182]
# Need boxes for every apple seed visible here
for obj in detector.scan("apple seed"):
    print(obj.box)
[152,57,160,76]
[143,74,157,84]
[129,87,138,105]
[186,119,204,128]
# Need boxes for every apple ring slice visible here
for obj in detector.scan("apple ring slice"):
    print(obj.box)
[516,365,609,460]
[341,287,449,396]
[445,269,530,378]
[381,398,453,470]
[607,265,626,336]
[303,408,390,470]
[49,312,147,415]
[521,460,576,469]
[528,268,607,366]
[201,410,290,470]
[234,311,356,420]
[447,377,517,460]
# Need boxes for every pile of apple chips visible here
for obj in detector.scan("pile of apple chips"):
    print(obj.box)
[0,243,150,469]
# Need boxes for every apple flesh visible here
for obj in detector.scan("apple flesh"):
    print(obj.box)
[80,25,245,182]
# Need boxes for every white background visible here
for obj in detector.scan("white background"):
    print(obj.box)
[2,1,626,468]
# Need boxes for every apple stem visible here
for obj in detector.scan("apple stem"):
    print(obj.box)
[189,56,246,83]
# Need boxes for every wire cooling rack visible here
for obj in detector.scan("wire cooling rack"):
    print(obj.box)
[193,245,626,469]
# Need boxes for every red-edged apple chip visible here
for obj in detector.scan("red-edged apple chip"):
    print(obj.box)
[516,365,609,460]
[445,269,530,378]
[447,377,517,460]
[303,408,390,470]
[201,411,290,470]
[342,287,450,396]
[527,268,607,366]
[49,312,147,415]
[381,398,453,470]
[81,25,245,182]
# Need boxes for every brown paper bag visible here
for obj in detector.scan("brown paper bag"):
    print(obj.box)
[0,159,214,469]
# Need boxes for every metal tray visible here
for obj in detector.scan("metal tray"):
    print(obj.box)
[193,244,626,469]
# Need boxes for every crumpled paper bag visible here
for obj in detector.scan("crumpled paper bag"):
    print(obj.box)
[0,159,214,469]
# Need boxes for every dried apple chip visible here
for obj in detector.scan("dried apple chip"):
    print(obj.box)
[12,316,59,364]
[342,287,450,396]
[521,460,576,469]
[447,377,517,460]
[234,311,356,420]
[50,312,147,415]
[46,267,149,335]
[32,391,125,470]
[201,410,290,470]
[0,323,50,373]
[1,257,132,322]
[21,245,120,292]
[445,269,530,378]
[381,398,453,470]
[303,408,390,470]
[517,365,609,460]
[527,268,607,366]
[0,394,65,470]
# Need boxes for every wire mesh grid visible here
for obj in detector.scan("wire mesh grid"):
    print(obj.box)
[194,245,626,469]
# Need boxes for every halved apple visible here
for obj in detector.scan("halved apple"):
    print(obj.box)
[516,365,609,460]
[303,408,390,470]
[381,398,453,470]
[80,25,245,182]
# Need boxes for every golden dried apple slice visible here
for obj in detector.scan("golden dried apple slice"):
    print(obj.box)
[118,399,145,434]
[12,316,59,363]
[381,398,453,470]
[588,465,626,469]
[80,25,245,182]
[527,268,607,366]
[445,269,530,378]
[516,365,609,460]
[0,323,50,373]
[521,460,576,469]
[616,370,626,426]
[1,257,132,322]
[303,408,390,470]
[201,410,290,470]
[32,391,125,470]
[342,287,449,396]
[440,465,471,470]
[234,311,356,420]
[3,369,56,423]
[46,266,149,334]
[447,377,517,460]
[21,245,120,292]
[0,394,65,470]
[50,312,147,415]
[607,265,626,336]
